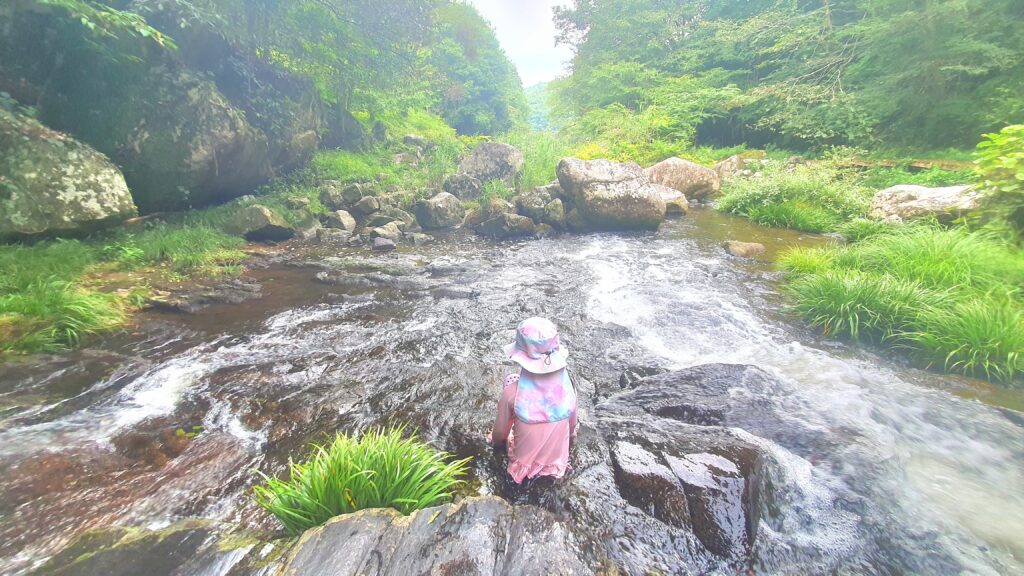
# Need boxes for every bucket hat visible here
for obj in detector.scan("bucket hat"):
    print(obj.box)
[503,317,568,374]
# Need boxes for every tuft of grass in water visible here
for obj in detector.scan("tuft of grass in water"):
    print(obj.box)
[746,202,839,233]
[836,218,898,242]
[779,226,1024,383]
[253,427,470,535]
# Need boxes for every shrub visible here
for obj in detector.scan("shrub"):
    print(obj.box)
[717,162,871,232]
[254,428,470,535]
[976,124,1024,235]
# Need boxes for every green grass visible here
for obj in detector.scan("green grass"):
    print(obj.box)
[502,130,571,189]
[717,161,872,233]
[0,225,248,355]
[859,166,975,189]
[779,225,1024,383]
[254,428,470,535]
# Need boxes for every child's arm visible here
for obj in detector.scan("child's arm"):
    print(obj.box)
[489,374,518,446]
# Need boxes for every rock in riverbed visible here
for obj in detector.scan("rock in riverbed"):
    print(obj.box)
[868,184,982,223]
[645,157,721,201]
[415,192,465,230]
[723,241,766,258]
[556,158,667,231]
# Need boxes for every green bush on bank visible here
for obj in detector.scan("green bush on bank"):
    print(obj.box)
[779,225,1024,383]
[717,162,872,233]
[254,428,470,535]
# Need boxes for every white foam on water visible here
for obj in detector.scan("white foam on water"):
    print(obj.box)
[580,234,1024,573]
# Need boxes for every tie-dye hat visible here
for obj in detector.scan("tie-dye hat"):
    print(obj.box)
[503,317,569,374]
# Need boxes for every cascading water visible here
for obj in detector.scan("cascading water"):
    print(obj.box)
[1,210,1020,575]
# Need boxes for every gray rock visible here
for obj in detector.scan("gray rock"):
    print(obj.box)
[534,223,556,238]
[352,196,380,219]
[145,278,262,314]
[370,222,403,243]
[319,181,346,210]
[514,188,553,223]
[317,227,351,244]
[292,212,323,240]
[556,158,667,231]
[407,232,434,246]
[372,237,397,252]
[644,157,721,201]
[379,206,418,231]
[326,210,357,232]
[0,108,137,240]
[342,183,364,205]
[280,497,602,576]
[415,192,465,230]
[868,184,981,223]
[543,198,566,229]
[479,213,536,239]
[458,142,524,186]
[723,241,766,258]
[656,184,690,217]
[714,155,747,181]
[443,173,483,200]
[223,204,294,241]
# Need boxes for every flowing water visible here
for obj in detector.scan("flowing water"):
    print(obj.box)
[1,209,1021,575]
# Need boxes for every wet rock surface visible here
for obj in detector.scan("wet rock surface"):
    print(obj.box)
[283,497,604,576]
[1,215,1021,575]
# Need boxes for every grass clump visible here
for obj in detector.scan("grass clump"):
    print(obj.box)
[779,225,1024,383]
[717,162,871,233]
[503,130,571,189]
[254,428,470,535]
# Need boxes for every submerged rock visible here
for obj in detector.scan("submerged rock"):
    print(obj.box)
[281,497,603,576]
[415,192,465,230]
[723,241,766,259]
[868,184,982,223]
[458,142,524,187]
[556,158,667,231]
[0,108,137,240]
[644,157,721,201]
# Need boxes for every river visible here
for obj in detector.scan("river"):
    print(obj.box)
[1,209,1021,575]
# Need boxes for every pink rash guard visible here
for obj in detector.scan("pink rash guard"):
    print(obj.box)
[491,372,577,483]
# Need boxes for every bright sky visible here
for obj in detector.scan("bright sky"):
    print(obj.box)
[467,0,574,87]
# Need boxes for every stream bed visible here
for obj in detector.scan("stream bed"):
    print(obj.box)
[1,210,1022,575]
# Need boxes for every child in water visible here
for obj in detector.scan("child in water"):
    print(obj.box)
[488,317,577,483]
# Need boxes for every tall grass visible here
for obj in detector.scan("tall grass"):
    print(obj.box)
[502,130,571,189]
[779,225,1024,383]
[717,162,871,233]
[254,428,470,535]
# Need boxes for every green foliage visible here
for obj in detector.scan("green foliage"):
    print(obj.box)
[480,179,515,202]
[430,3,528,135]
[27,0,175,48]
[836,218,898,242]
[717,162,871,232]
[779,226,1024,383]
[554,0,1024,149]
[502,130,571,190]
[976,125,1024,235]
[859,167,975,190]
[0,224,245,355]
[254,428,470,535]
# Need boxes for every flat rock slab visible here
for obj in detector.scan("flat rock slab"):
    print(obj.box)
[281,496,603,576]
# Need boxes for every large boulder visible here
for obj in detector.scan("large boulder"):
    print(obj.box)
[868,184,982,223]
[281,497,602,575]
[1,108,137,239]
[415,192,465,230]
[0,3,278,213]
[458,142,524,186]
[556,158,667,231]
[644,157,721,201]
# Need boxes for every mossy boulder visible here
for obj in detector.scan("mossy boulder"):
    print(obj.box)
[1,108,136,240]
[0,2,273,213]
